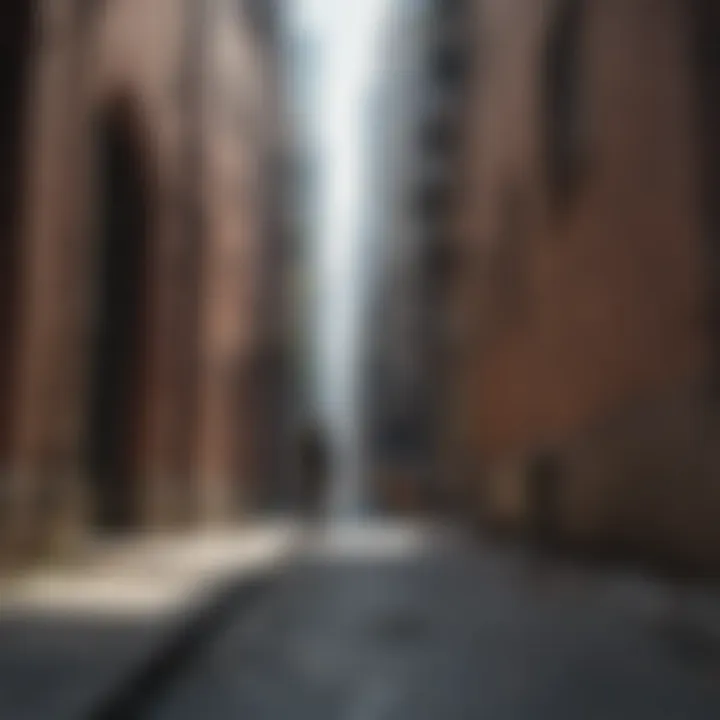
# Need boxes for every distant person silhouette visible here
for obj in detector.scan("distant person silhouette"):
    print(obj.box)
[298,423,329,525]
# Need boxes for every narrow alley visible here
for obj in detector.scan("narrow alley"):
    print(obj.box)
[1,1,720,719]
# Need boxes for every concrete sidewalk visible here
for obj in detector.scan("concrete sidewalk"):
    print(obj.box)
[0,522,300,720]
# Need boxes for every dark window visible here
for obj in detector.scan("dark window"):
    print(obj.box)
[423,232,458,297]
[414,177,453,222]
[420,111,458,157]
[544,0,587,208]
[432,41,471,88]
[431,0,469,19]
[241,0,280,44]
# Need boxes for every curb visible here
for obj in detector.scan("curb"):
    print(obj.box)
[86,555,298,720]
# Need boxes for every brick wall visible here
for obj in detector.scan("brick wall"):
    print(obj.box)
[2,0,279,558]
[445,0,720,570]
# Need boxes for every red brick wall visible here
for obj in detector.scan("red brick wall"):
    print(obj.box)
[4,0,277,555]
[446,0,719,568]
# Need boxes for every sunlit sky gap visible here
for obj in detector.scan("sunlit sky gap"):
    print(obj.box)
[290,0,394,514]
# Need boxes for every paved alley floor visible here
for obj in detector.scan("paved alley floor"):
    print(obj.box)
[0,524,297,720]
[150,522,720,720]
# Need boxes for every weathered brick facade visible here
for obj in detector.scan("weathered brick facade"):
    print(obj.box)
[444,0,720,570]
[0,0,280,558]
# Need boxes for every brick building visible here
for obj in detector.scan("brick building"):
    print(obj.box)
[0,0,282,559]
[442,0,720,571]
[364,0,437,514]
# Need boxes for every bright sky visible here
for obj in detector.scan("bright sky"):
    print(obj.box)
[293,0,392,422]
[292,0,394,512]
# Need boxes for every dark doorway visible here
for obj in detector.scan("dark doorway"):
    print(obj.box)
[688,1,720,400]
[0,2,32,462]
[86,103,150,531]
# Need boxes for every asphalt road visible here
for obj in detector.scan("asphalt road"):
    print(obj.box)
[150,523,720,720]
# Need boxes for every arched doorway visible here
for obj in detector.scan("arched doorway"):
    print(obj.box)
[86,101,151,531]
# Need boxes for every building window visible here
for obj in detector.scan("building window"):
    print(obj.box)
[544,0,588,209]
